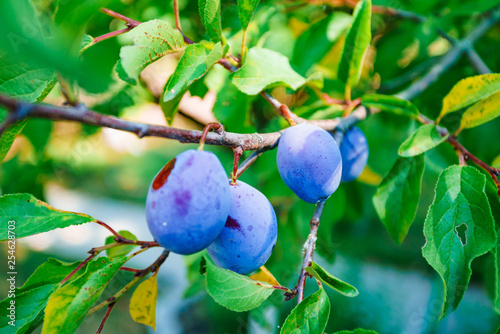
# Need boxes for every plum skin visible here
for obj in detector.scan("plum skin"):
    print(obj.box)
[276,123,342,203]
[145,149,230,255]
[340,127,369,182]
[207,180,278,275]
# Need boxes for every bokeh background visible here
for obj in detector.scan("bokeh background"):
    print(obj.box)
[2,0,500,333]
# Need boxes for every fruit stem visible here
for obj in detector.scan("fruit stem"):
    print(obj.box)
[198,123,222,151]
[279,104,297,126]
[231,147,243,185]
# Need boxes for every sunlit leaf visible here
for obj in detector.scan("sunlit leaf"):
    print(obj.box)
[398,124,448,157]
[130,272,158,330]
[439,73,500,121]
[0,194,95,241]
[237,0,260,30]
[459,91,500,130]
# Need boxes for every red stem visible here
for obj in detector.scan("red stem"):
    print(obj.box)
[231,147,243,185]
[100,8,141,27]
[96,302,116,334]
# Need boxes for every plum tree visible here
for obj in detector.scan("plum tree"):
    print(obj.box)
[339,127,369,182]
[207,180,278,275]
[276,123,342,203]
[145,149,230,255]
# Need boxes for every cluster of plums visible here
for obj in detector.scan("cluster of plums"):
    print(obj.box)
[145,124,368,275]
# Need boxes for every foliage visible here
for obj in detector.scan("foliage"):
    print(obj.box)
[1,0,500,333]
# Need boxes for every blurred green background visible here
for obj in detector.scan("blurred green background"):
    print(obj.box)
[1,0,500,333]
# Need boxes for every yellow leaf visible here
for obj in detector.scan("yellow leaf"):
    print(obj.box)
[250,266,280,287]
[129,272,158,331]
[357,165,382,186]
[439,73,500,122]
[459,91,500,131]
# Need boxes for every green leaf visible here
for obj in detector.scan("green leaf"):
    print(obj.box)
[361,94,419,118]
[203,256,275,312]
[212,79,256,133]
[292,12,352,75]
[237,0,260,30]
[398,124,448,157]
[0,259,80,334]
[332,330,379,334]
[280,288,330,334]
[305,262,358,297]
[338,0,372,89]
[42,256,127,334]
[161,42,227,123]
[422,165,496,319]
[118,20,186,84]
[373,156,425,244]
[439,74,500,121]
[0,52,56,161]
[199,0,222,42]
[106,230,138,258]
[459,91,500,130]
[230,47,306,95]
[0,193,95,241]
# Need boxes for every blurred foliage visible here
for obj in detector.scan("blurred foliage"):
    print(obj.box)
[1,0,500,333]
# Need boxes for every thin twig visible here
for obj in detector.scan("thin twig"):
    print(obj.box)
[96,302,116,334]
[100,8,141,27]
[231,147,243,185]
[464,45,491,74]
[92,28,132,45]
[174,0,181,31]
[285,201,326,303]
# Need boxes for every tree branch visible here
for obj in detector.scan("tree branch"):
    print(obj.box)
[396,9,499,100]
[286,201,326,303]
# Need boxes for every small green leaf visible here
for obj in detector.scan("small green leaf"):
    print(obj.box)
[338,0,372,90]
[118,20,186,84]
[422,165,496,319]
[0,52,56,161]
[0,193,95,241]
[42,256,127,334]
[373,156,425,244]
[305,262,358,297]
[199,0,222,42]
[361,94,419,118]
[439,74,500,121]
[280,288,330,334]
[237,0,260,30]
[106,230,138,258]
[398,124,448,157]
[129,272,158,330]
[0,259,80,334]
[459,91,500,130]
[230,47,306,95]
[203,256,275,312]
[161,42,227,123]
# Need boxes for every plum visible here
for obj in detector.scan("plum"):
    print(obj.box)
[276,123,342,203]
[339,127,368,182]
[145,149,230,255]
[207,180,277,275]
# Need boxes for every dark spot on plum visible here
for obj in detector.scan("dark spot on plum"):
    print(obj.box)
[247,225,253,231]
[225,216,244,234]
[152,201,156,208]
[174,189,191,216]
[153,158,176,190]
[237,255,241,258]
[184,154,195,167]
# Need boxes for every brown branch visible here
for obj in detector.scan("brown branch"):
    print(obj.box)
[100,8,141,27]
[0,94,368,152]
[96,302,116,334]
[135,249,170,277]
[92,28,132,45]
[286,201,326,303]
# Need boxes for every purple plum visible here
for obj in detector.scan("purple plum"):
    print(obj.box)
[339,127,368,182]
[276,123,342,203]
[207,180,278,275]
[145,149,230,255]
